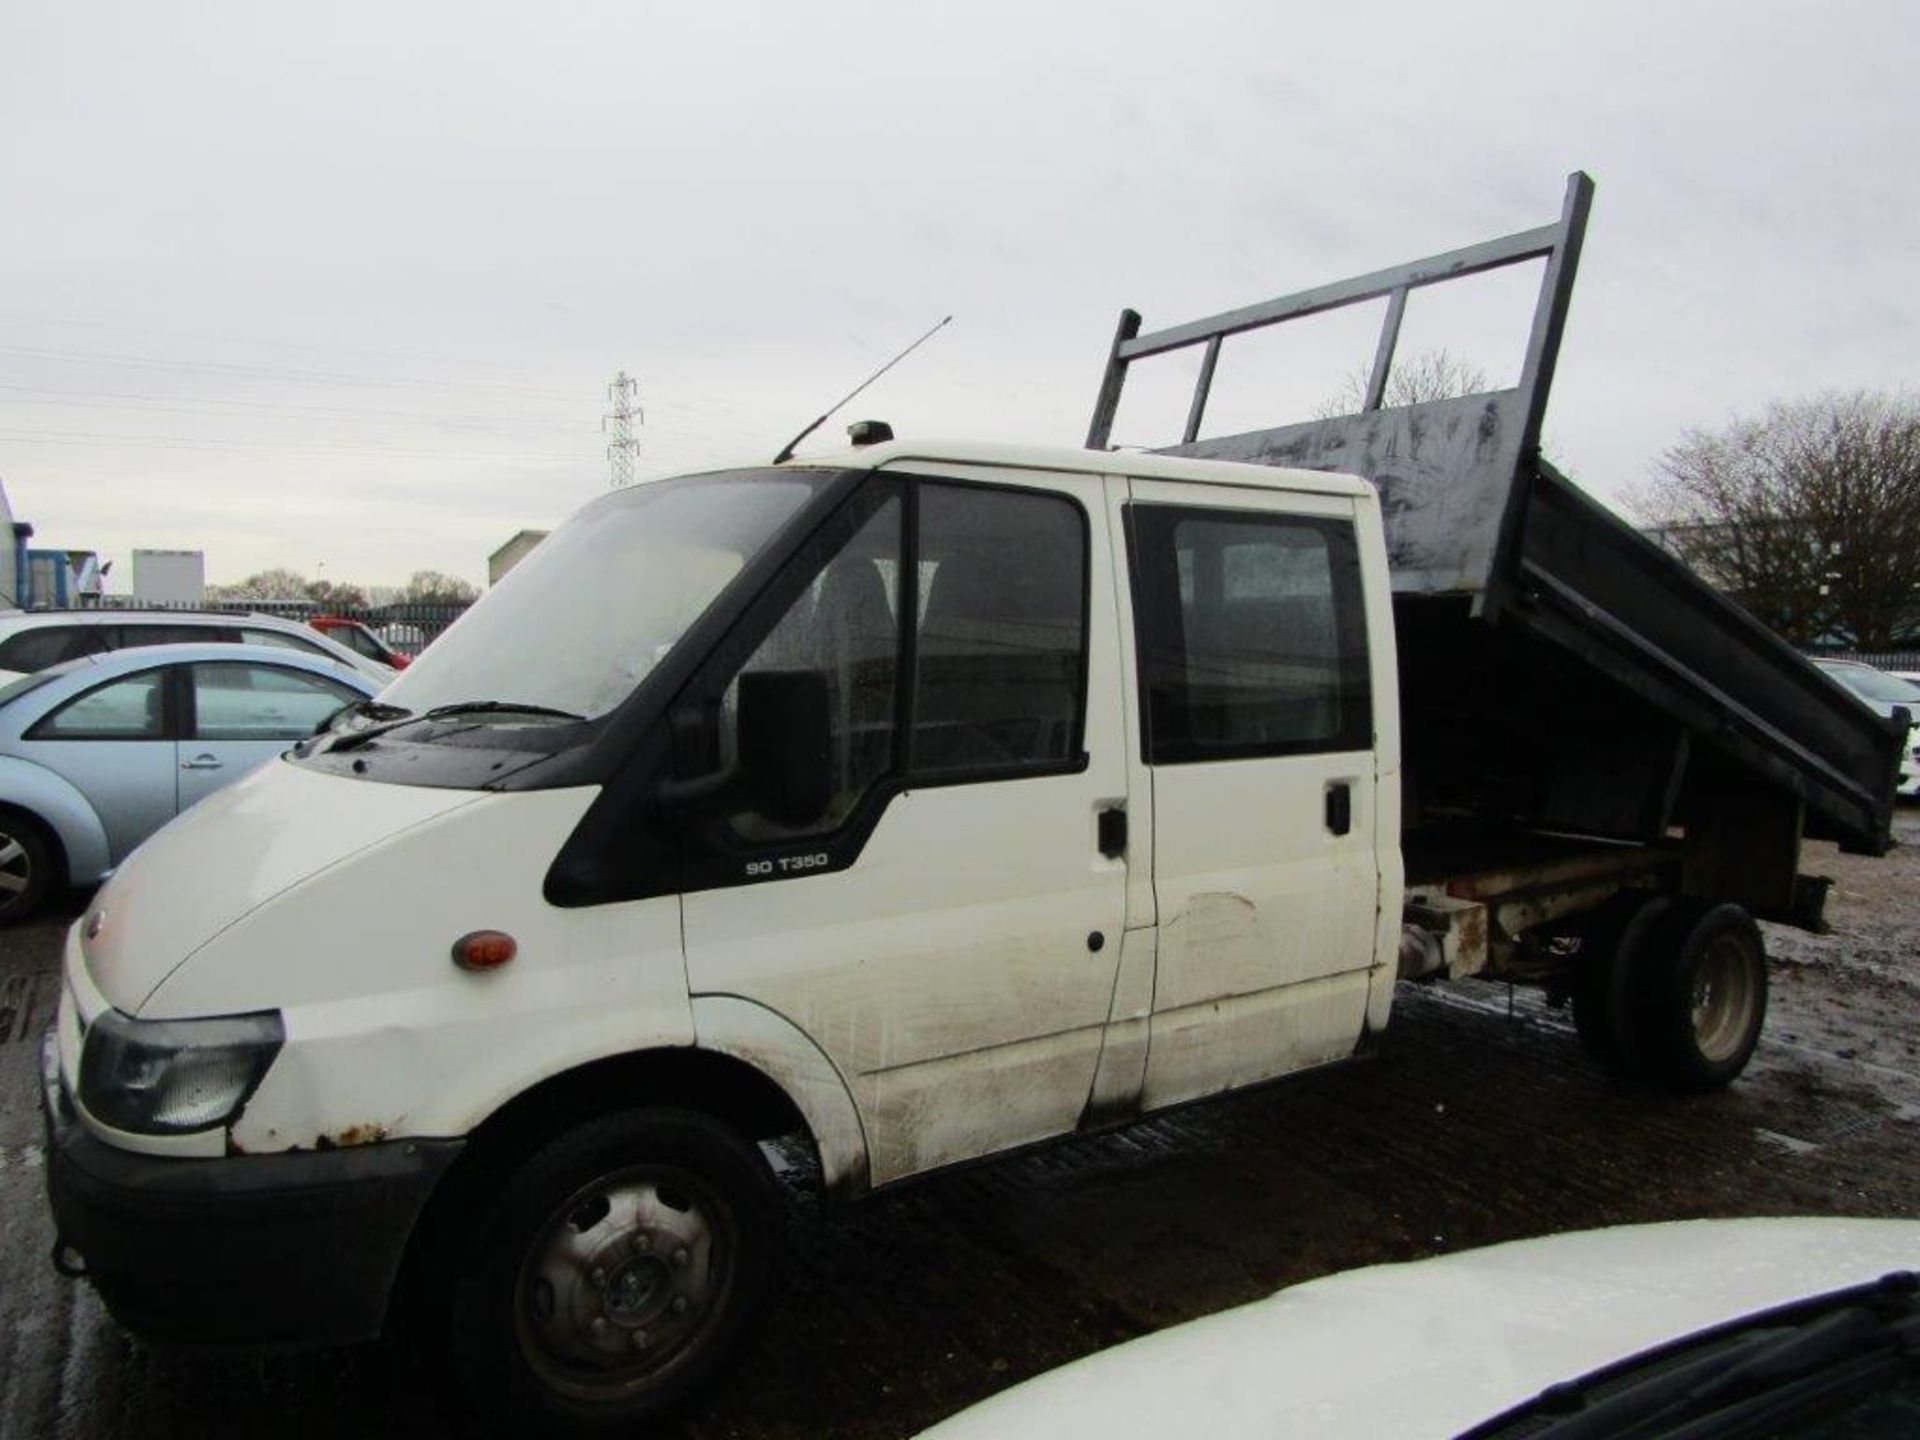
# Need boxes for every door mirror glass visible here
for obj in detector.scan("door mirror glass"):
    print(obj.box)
[737,670,833,828]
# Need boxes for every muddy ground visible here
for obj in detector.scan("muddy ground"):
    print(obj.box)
[2,819,1916,1439]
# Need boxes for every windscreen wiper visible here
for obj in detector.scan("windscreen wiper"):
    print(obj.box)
[1476,1275,1920,1440]
[328,699,585,752]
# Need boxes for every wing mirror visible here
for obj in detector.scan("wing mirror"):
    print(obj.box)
[737,670,833,829]
[659,670,833,830]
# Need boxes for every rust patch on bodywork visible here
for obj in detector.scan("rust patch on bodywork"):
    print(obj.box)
[314,1123,389,1151]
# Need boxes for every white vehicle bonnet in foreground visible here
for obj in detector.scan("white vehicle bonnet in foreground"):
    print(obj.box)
[917,1217,1920,1440]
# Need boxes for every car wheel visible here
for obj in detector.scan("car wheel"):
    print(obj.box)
[0,809,55,925]
[445,1107,779,1438]
[1628,901,1768,1093]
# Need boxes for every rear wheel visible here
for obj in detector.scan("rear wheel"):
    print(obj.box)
[0,809,55,925]
[1629,901,1768,1092]
[444,1107,778,1438]
[1570,895,1672,1075]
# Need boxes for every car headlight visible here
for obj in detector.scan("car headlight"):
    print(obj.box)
[78,1008,284,1135]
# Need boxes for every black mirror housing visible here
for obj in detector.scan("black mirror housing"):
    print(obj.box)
[738,670,833,829]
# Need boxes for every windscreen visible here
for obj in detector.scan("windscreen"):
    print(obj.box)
[377,470,827,723]
[1824,663,1920,706]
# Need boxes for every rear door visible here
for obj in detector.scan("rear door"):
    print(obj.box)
[1123,481,1381,1108]
[179,660,364,809]
[681,468,1131,1187]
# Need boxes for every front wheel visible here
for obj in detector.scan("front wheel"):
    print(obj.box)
[0,809,55,925]
[445,1107,779,1437]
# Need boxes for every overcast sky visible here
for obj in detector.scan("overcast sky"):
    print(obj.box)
[2,1,1914,590]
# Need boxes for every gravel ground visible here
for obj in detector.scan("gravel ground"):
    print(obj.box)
[1,817,1915,1439]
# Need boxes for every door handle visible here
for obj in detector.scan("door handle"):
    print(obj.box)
[1097,806,1128,859]
[1325,782,1352,836]
[181,754,224,771]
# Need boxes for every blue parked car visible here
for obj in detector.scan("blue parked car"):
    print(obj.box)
[0,643,377,921]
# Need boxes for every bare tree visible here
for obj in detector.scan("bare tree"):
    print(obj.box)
[404,569,480,605]
[1314,348,1489,419]
[306,577,368,609]
[207,567,311,602]
[1633,391,1920,648]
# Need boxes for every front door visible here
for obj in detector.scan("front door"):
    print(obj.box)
[681,467,1131,1187]
[1123,480,1382,1109]
[178,660,366,810]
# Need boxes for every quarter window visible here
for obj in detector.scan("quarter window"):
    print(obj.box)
[33,671,169,740]
[1128,506,1370,763]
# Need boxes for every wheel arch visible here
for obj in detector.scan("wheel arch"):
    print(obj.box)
[390,1040,838,1341]
[0,756,108,886]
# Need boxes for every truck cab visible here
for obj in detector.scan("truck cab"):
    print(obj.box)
[44,441,1402,1434]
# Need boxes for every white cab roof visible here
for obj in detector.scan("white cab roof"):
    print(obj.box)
[785,437,1372,499]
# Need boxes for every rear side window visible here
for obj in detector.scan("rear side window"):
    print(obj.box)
[240,627,330,657]
[911,483,1087,774]
[190,663,362,740]
[0,626,105,672]
[331,626,386,660]
[31,671,170,740]
[1127,505,1370,763]
[118,623,237,647]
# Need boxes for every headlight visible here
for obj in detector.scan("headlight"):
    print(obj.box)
[78,1008,284,1135]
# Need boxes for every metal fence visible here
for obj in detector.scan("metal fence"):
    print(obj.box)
[1808,648,1920,673]
[69,597,472,657]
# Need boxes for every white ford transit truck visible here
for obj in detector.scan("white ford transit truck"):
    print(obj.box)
[41,174,1903,1435]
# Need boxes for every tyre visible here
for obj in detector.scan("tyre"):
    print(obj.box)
[1570,895,1672,1075]
[1628,901,1768,1093]
[0,809,55,925]
[444,1107,779,1438]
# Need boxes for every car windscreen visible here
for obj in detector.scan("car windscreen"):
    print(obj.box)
[373,470,827,727]
[1824,663,1920,706]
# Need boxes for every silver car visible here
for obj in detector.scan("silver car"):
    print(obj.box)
[0,643,377,922]
[0,608,395,686]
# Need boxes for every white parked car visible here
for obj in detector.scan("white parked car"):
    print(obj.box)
[0,608,394,687]
[918,1218,1920,1440]
[1814,659,1920,797]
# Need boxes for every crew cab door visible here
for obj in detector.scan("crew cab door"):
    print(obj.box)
[1122,481,1381,1108]
[680,468,1130,1188]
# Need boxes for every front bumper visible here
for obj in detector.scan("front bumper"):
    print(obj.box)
[41,1032,462,1348]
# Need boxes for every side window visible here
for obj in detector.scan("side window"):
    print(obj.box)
[719,497,902,840]
[337,626,383,659]
[240,627,329,657]
[1128,506,1370,763]
[912,483,1086,774]
[191,663,361,740]
[0,626,103,672]
[31,671,169,740]
[118,623,236,648]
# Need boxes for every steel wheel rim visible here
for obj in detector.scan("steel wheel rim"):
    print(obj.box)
[513,1164,735,1402]
[1690,936,1757,1064]
[0,831,31,912]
